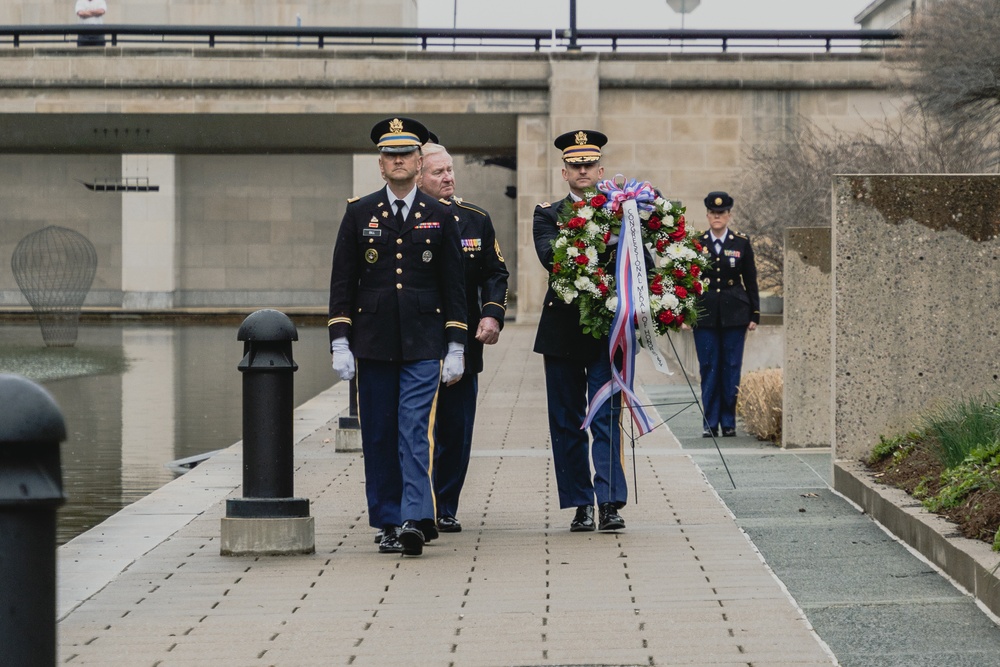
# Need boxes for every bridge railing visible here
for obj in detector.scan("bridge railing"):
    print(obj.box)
[0,25,901,53]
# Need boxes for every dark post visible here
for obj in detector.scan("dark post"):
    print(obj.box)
[567,0,580,50]
[0,374,67,667]
[227,309,307,518]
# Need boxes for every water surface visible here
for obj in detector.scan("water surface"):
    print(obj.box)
[0,321,334,544]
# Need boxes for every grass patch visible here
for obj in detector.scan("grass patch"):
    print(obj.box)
[867,392,1000,549]
[736,368,782,443]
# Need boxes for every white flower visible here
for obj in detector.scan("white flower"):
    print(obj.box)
[578,206,594,219]
[554,236,568,248]
[662,214,675,227]
[584,222,601,236]
[584,247,598,262]
[639,208,651,220]
[574,275,593,291]
[561,288,579,304]
[606,295,619,312]
[661,293,680,310]
[566,246,579,258]
[655,197,667,208]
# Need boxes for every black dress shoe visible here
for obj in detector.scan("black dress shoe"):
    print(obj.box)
[437,516,462,533]
[378,526,403,554]
[570,505,596,532]
[417,518,439,542]
[702,427,718,438]
[374,529,384,543]
[722,427,737,437]
[397,520,424,556]
[598,503,626,531]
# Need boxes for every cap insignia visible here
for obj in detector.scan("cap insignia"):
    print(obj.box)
[575,131,588,145]
[389,118,404,134]
[714,197,723,206]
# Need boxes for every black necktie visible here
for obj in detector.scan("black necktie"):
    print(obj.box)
[394,199,406,227]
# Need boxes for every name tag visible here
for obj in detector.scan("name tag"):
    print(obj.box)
[362,228,382,238]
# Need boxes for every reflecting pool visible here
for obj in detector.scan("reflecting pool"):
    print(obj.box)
[0,321,335,544]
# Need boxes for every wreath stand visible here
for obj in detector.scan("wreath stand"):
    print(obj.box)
[611,330,737,499]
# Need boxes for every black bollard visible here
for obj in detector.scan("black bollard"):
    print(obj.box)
[222,309,313,555]
[0,374,67,667]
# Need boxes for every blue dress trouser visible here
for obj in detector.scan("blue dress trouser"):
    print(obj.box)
[357,358,441,528]
[543,355,627,510]
[433,372,478,519]
[693,326,747,430]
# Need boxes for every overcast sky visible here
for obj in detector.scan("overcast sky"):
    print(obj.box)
[417,0,876,30]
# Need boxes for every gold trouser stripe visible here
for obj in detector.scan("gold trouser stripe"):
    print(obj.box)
[426,363,443,519]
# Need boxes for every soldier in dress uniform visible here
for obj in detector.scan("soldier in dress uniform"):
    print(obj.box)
[418,139,509,534]
[692,191,760,438]
[532,129,628,533]
[328,117,467,557]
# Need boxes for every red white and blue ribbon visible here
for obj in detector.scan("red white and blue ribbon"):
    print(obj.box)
[598,177,657,216]
[581,195,659,436]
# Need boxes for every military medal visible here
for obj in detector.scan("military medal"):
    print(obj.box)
[382,211,389,218]
[415,212,422,219]
[422,250,433,263]
[365,248,378,263]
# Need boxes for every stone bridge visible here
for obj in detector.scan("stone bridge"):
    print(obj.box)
[0,44,896,316]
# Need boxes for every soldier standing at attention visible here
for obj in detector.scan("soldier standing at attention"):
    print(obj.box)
[693,191,759,438]
[418,138,509,534]
[532,130,628,533]
[328,117,467,557]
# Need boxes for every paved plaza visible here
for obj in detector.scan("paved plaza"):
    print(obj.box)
[55,324,1000,666]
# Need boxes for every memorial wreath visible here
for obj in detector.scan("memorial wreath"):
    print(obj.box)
[549,177,710,340]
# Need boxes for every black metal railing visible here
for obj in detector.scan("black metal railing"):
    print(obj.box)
[0,25,902,53]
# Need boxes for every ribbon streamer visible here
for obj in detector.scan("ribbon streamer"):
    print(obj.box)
[598,175,657,216]
[582,198,658,436]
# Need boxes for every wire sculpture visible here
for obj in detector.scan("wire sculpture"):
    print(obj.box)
[11,226,98,347]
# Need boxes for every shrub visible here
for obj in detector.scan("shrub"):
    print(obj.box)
[736,368,782,443]
[921,393,1000,469]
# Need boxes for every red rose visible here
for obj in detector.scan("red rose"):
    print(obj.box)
[658,310,675,325]
[595,267,605,277]
[603,231,611,243]
[568,216,586,229]
[573,200,587,209]
[552,263,561,274]
[598,283,608,295]
[693,281,703,295]
[650,280,664,295]
[674,268,686,279]
[694,241,703,252]
[575,240,587,249]
[575,255,589,265]
[647,216,662,231]
[676,313,685,325]
[589,194,607,207]
[656,239,667,252]
[690,265,701,277]
[675,286,688,299]
[669,228,686,241]
[678,215,685,225]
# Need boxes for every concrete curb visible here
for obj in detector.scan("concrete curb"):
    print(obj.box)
[835,459,1000,617]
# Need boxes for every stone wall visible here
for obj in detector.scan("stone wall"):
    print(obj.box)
[832,175,1000,462]
[783,227,832,448]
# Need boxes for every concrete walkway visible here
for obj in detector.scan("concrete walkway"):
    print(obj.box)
[53,323,976,666]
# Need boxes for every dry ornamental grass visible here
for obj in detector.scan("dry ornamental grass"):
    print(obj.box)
[736,368,783,444]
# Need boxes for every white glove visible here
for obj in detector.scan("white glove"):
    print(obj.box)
[330,337,355,381]
[441,342,465,386]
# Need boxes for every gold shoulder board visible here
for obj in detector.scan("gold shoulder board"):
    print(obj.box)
[347,196,360,203]
[539,202,551,209]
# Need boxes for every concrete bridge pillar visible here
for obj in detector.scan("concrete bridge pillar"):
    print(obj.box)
[121,155,176,310]
[517,55,601,323]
